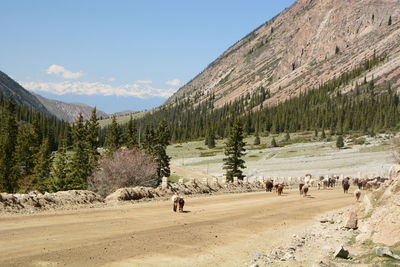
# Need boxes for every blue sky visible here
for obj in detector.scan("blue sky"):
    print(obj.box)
[1,0,295,113]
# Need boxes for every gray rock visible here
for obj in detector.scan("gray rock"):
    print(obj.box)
[253,252,263,260]
[375,247,400,260]
[334,246,349,259]
[287,244,297,251]
[345,212,358,229]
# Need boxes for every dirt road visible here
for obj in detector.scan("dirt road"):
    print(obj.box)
[0,188,354,267]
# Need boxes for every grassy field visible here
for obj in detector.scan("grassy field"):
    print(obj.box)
[168,132,396,180]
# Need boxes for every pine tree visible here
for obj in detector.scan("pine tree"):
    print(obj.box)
[126,115,138,148]
[106,115,121,152]
[336,135,344,149]
[285,132,291,141]
[254,133,261,145]
[86,108,100,173]
[388,16,392,25]
[207,132,216,149]
[314,129,318,137]
[154,120,171,183]
[321,128,326,139]
[33,138,52,192]
[0,99,20,193]
[51,139,69,191]
[271,137,278,148]
[66,114,90,190]
[143,125,157,154]
[15,124,38,177]
[223,120,246,182]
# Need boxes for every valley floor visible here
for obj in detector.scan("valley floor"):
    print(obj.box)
[0,187,353,267]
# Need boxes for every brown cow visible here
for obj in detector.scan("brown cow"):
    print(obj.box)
[265,180,274,192]
[302,184,309,197]
[299,183,305,195]
[172,195,185,212]
[276,184,284,196]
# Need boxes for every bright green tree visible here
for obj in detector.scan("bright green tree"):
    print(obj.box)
[223,120,246,182]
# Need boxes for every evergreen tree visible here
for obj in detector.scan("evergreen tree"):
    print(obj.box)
[33,138,52,192]
[388,16,392,25]
[254,133,261,145]
[154,120,171,183]
[15,124,38,177]
[271,137,278,148]
[314,129,318,137]
[223,120,246,182]
[86,108,100,173]
[285,132,291,141]
[143,125,157,154]
[207,132,216,149]
[321,128,326,139]
[336,135,345,149]
[126,115,138,148]
[66,114,90,190]
[0,99,19,193]
[106,115,121,151]
[51,139,69,191]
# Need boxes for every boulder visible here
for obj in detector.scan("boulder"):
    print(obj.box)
[345,212,358,229]
[375,247,400,260]
[334,246,349,259]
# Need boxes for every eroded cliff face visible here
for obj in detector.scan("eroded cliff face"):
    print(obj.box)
[169,0,400,109]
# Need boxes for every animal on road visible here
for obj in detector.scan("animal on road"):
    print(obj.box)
[172,195,185,212]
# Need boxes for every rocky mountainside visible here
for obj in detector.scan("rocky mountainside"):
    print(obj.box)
[0,71,49,114]
[34,93,109,122]
[169,0,400,108]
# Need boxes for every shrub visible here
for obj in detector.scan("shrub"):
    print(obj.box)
[89,148,158,197]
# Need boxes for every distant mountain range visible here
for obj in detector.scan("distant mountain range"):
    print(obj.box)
[0,70,135,122]
[0,71,49,115]
[33,93,109,122]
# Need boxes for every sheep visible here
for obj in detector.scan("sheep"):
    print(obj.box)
[354,189,361,201]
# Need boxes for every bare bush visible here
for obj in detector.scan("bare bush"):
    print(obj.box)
[89,148,158,197]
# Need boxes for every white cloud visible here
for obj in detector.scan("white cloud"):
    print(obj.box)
[165,79,182,86]
[107,77,116,82]
[46,64,83,79]
[135,80,152,84]
[21,81,177,99]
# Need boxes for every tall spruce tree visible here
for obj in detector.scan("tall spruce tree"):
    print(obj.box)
[33,138,52,192]
[207,132,216,149]
[223,120,246,182]
[336,135,345,149]
[126,115,138,148]
[86,108,100,173]
[106,115,121,152]
[143,125,157,154]
[15,124,38,177]
[254,133,261,145]
[66,113,90,190]
[0,99,19,193]
[154,120,171,183]
[52,139,69,191]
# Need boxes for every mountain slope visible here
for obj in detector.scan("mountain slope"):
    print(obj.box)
[0,71,49,114]
[169,0,400,108]
[34,93,109,122]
